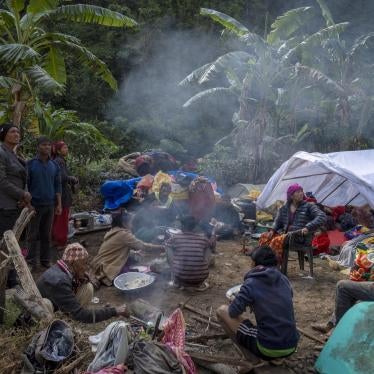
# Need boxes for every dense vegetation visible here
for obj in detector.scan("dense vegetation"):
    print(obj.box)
[1,0,373,193]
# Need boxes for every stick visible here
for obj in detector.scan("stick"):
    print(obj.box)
[205,306,213,332]
[186,332,228,343]
[185,342,209,349]
[191,315,222,329]
[187,351,254,369]
[179,296,194,310]
[55,351,91,374]
[178,303,219,323]
[297,327,326,345]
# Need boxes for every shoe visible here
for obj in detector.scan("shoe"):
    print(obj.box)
[311,321,334,334]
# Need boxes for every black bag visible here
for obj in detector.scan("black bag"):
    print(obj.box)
[22,320,74,373]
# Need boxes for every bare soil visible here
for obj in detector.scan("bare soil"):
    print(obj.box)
[74,231,346,373]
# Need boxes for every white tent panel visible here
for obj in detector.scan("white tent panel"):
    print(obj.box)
[257,150,374,209]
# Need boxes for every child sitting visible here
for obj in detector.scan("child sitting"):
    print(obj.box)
[312,226,330,256]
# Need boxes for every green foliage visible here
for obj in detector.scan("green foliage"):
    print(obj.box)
[200,8,249,36]
[267,7,314,44]
[0,0,137,130]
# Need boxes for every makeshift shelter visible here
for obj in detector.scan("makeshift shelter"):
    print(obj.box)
[257,150,374,209]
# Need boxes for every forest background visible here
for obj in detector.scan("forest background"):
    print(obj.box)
[1,0,373,203]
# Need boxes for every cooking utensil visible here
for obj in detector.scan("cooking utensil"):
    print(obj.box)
[114,272,156,293]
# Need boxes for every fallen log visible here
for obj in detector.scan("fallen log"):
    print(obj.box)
[187,351,254,370]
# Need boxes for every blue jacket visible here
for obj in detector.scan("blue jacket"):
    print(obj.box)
[229,266,299,350]
[27,157,61,207]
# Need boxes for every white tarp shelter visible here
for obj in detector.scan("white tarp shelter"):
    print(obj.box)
[257,150,374,209]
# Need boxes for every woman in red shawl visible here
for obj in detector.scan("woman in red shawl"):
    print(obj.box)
[51,141,78,248]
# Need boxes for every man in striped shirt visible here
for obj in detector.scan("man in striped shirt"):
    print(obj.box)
[166,216,215,289]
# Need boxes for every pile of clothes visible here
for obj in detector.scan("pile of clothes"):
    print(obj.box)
[85,309,196,374]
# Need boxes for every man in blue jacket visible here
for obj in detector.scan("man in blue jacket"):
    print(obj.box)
[217,246,299,359]
[27,137,62,269]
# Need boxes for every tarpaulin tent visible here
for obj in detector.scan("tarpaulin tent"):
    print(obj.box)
[256,150,374,209]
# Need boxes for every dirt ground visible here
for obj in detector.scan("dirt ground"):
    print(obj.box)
[72,230,346,374]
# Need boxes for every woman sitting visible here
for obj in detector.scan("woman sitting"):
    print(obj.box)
[260,183,326,260]
[91,211,164,286]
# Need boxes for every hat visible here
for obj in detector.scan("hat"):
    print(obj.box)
[62,243,88,263]
[287,183,303,201]
[0,124,17,142]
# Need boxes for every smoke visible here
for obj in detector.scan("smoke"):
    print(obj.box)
[107,22,237,159]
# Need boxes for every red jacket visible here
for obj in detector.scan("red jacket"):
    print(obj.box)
[312,232,330,255]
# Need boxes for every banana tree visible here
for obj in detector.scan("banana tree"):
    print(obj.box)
[0,0,137,129]
[181,3,373,182]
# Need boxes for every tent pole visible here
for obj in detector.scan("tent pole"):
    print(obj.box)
[345,193,360,206]
[319,179,347,204]
[281,172,333,181]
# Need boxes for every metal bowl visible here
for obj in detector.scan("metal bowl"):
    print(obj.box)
[226,284,242,301]
[114,272,156,293]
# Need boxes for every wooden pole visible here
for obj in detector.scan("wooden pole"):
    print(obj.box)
[0,208,35,323]
[4,230,42,298]
[4,230,53,320]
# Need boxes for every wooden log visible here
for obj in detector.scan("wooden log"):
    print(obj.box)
[4,230,42,298]
[13,287,52,320]
[187,351,254,369]
[4,230,53,320]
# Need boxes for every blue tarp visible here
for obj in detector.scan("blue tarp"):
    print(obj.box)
[101,177,141,210]
[101,171,221,210]
[315,301,374,374]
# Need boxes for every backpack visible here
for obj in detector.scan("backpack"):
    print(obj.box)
[22,319,74,373]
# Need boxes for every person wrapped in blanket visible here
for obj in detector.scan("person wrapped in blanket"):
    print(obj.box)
[259,184,326,262]
[216,246,299,359]
[312,236,374,334]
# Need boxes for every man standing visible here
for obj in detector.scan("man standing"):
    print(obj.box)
[27,137,62,269]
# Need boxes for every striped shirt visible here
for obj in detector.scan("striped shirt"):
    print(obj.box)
[168,232,210,286]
